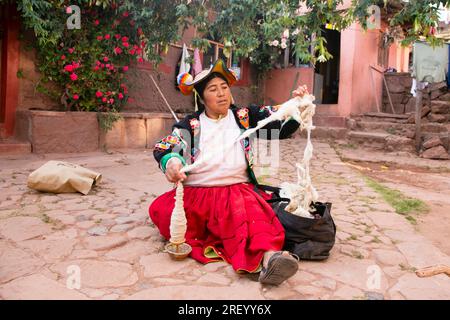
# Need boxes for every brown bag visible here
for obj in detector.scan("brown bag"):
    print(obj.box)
[27,161,102,195]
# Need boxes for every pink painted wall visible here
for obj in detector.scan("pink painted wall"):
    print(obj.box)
[264,67,314,106]
[346,23,383,116]
[389,42,411,73]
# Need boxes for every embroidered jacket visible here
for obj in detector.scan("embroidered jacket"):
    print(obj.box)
[153,104,300,185]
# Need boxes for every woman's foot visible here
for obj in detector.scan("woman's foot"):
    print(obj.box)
[258,250,299,286]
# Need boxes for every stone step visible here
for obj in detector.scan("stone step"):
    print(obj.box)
[362,112,410,124]
[313,115,347,128]
[347,131,415,152]
[355,121,415,135]
[348,131,389,150]
[0,139,32,155]
[296,126,348,140]
[348,130,415,152]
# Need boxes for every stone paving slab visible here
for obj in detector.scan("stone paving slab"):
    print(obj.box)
[0,140,449,300]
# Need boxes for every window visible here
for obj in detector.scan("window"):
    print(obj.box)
[201,39,247,84]
[202,40,231,69]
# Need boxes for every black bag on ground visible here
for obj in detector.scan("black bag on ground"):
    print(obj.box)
[257,185,336,261]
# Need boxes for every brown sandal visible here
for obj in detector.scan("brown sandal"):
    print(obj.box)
[259,251,299,286]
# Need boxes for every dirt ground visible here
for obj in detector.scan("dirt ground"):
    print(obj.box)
[344,160,450,256]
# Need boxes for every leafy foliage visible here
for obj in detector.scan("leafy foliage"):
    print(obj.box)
[4,0,449,105]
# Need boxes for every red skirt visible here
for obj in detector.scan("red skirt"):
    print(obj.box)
[148,183,284,272]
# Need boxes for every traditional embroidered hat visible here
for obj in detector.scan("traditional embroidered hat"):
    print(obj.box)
[177,59,237,96]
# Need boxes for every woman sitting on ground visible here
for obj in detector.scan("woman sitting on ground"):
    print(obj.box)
[149,59,309,286]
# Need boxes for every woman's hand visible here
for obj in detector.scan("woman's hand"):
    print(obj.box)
[292,85,309,98]
[165,158,187,183]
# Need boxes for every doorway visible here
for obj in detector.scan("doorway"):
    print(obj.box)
[0,4,5,124]
[314,27,341,104]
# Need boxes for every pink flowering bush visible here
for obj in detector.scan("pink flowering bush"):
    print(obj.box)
[37,5,145,112]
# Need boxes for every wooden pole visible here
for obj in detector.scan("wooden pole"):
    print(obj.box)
[284,46,289,69]
[369,66,381,113]
[415,88,423,153]
[149,74,180,123]
[382,73,396,114]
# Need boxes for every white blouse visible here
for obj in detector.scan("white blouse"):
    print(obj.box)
[181,109,250,186]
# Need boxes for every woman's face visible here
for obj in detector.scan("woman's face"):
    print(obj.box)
[202,77,232,116]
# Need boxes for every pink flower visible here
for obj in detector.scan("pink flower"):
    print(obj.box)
[93,66,100,71]
[105,64,110,68]
[94,20,99,26]
[70,73,78,81]
[96,91,103,98]
[123,11,129,17]
[109,98,114,104]
[104,34,111,40]
[122,42,129,48]
[137,57,144,63]
[95,60,101,66]
[121,36,129,42]
[103,57,109,62]
[101,64,105,68]
[129,49,136,55]
[73,94,79,100]
[122,66,129,72]
[102,97,107,103]
[68,48,75,54]
[60,55,66,60]
[72,62,80,69]
[64,65,74,72]
[66,7,72,14]
[115,34,121,40]
[97,36,103,41]
[114,47,122,55]
[118,93,124,99]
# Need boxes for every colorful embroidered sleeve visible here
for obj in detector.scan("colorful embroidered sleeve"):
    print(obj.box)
[247,104,300,139]
[153,127,188,172]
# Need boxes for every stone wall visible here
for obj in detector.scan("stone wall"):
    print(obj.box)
[383,72,449,115]
[16,111,180,154]
[17,31,59,111]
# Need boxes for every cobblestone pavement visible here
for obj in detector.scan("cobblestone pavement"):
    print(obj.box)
[1,138,449,300]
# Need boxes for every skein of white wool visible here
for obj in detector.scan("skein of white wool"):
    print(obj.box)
[169,182,187,244]
[278,94,319,218]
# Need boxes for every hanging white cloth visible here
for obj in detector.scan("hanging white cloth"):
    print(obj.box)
[410,78,429,97]
[178,43,191,76]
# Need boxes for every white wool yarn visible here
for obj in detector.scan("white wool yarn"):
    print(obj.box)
[278,95,318,219]
[169,182,187,244]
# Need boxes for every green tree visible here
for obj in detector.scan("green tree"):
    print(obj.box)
[182,0,449,73]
